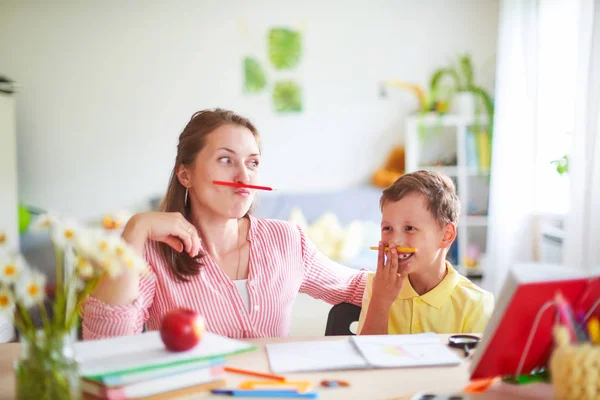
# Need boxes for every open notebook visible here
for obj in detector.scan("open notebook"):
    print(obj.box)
[75,331,256,379]
[266,333,462,374]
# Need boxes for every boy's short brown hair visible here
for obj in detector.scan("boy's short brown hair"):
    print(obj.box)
[380,170,460,227]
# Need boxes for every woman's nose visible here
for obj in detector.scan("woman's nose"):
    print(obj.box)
[235,165,251,184]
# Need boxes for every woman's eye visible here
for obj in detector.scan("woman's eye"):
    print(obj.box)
[382,226,391,232]
[405,226,416,232]
[218,157,231,164]
[248,159,259,168]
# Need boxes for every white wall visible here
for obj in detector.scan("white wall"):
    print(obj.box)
[0,0,499,220]
[0,93,19,247]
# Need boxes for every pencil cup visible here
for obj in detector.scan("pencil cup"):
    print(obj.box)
[549,326,600,400]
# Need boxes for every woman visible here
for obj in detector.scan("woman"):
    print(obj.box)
[83,108,367,339]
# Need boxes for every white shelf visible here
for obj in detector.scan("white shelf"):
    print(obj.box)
[405,113,491,277]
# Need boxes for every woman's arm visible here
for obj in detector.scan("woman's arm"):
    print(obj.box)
[91,212,200,306]
[82,270,156,340]
[83,212,200,340]
[296,225,367,306]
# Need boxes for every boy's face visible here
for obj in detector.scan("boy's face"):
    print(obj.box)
[380,193,456,274]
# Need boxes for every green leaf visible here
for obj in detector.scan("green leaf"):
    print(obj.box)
[468,85,495,135]
[460,54,474,89]
[243,57,267,93]
[268,28,302,70]
[272,80,303,113]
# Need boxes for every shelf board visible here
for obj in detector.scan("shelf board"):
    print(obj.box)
[417,165,490,177]
[406,113,489,127]
[465,216,488,227]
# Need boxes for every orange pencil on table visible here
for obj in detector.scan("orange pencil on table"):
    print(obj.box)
[224,366,286,382]
[369,246,418,253]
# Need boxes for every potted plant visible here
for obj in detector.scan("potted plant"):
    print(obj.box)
[430,54,495,136]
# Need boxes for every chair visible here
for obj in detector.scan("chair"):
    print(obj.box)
[324,303,362,336]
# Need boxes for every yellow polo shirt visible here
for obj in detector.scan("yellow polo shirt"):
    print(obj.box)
[357,263,494,334]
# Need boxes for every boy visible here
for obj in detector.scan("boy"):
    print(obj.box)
[357,170,494,335]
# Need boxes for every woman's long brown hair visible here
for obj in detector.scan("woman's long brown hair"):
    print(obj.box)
[159,108,260,282]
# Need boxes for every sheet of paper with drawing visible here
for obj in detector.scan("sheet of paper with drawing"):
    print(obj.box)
[351,333,462,368]
[266,340,368,374]
[266,334,461,374]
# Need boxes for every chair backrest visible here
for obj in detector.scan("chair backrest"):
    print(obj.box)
[324,303,362,336]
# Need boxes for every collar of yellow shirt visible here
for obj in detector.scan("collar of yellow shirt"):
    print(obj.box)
[396,262,461,309]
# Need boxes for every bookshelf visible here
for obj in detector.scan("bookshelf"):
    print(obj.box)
[405,113,491,278]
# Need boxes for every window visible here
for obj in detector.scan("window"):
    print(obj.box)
[534,0,579,215]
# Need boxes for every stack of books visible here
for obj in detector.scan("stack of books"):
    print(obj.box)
[75,331,256,399]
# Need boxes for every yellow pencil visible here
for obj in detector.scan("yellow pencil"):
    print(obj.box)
[369,246,418,253]
[588,317,600,345]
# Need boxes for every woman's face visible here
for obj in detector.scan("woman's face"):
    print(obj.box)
[183,124,261,219]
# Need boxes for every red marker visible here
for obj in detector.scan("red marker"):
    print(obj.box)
[213,180,276,191]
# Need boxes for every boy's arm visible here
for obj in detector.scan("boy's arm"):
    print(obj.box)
[357,274,390,335]
[357,242,405,335]
[358,298,391,335]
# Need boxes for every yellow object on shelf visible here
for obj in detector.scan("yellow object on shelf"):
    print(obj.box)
[549,326,600,400]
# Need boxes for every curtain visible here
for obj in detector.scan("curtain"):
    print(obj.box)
[482,0,539,297]
[564,0,600,274]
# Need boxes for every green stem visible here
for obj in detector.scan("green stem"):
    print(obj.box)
[37,300,51,336]
[66,276,99,330]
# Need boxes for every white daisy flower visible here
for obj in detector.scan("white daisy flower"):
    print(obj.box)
[16,271,46,308]
[29,213,59,231]
[50,220,80,248]
[0,287,14,317]
[74,256,94,279]
[97,257,123,278]
[118,247,149,274]
[0,254,26,284]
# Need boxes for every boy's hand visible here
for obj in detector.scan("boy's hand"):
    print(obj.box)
[371,241,408,309]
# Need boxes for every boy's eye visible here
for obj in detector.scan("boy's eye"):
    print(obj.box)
[248,159,260,168]
[382,226,392,232]
[405,226,416,232]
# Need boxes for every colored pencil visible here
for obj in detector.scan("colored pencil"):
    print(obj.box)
[224,367,286,382]
[213,181,275,191]
[369,246,418,253]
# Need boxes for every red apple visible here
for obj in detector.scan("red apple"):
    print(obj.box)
[160,308,205,352]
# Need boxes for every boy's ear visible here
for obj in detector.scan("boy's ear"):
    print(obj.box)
[441,222,457,249]
[176,164,191,188]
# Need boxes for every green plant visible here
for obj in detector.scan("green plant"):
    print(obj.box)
[1,215,150,399]
[430,54,495,136]
[551,154,569,175]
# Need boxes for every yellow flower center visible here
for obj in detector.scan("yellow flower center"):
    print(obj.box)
[99,241,109,252]
[42,220,51,228]
[116,247,125,257]
[4,265,16,276]
[64,229,75,239]
[125,258,134,268]
[0,295,9,307]
[0,233,6,245]
[28,284,40,297]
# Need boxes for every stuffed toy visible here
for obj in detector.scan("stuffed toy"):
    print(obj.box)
[289,208,363,262]
[371,146,405,188]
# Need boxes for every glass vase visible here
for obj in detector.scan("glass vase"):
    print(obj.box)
[14,330,81,400]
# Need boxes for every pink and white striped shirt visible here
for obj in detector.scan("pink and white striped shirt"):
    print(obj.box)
[82,216,367,340]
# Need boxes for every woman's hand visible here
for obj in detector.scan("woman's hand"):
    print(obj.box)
[122,212,201,258]
[370,241,407,309]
